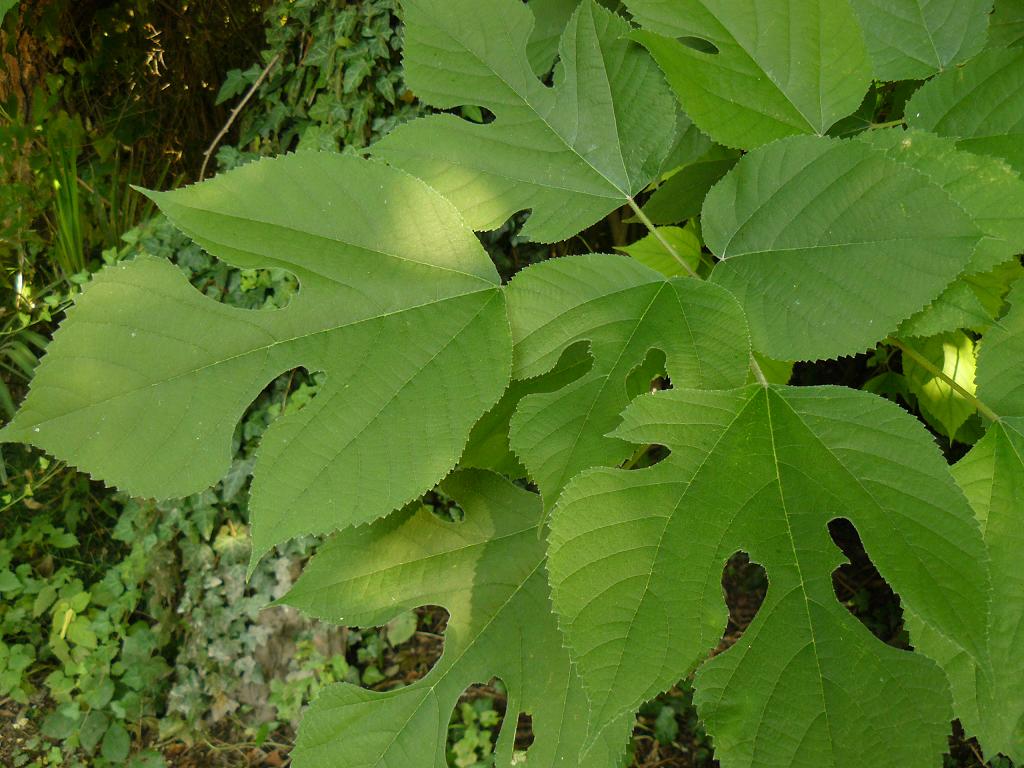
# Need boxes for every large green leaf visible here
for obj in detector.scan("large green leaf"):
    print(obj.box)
[705,135,981,361]
[547,384,989,767]
[0,154,512,566]
[911,419,1024,762]
[625,0,872,149]
[283,469,632,768]
[848,0,992,81]
[990,0,1024,48]
[906,47,1024,173]
[373,0,676,243]
[506,253,750,505]
[977,280,1024,415]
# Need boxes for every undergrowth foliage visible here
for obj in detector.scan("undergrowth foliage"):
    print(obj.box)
[4,0,1024,766]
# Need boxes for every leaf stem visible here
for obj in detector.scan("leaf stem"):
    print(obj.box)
[626,197,699,278]
[886,336,1000,423]
[749,354,768,387]
[869,119,906,130]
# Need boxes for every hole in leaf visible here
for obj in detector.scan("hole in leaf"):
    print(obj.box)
[424,488,466,523]
[456,104,496,124]
[828,518,907,648]
[448,679,508,765]
[514,712,535,751]
[714,551,767,655]
[174,250,300,311]
[677,36,719,55]
[625,347,668,398]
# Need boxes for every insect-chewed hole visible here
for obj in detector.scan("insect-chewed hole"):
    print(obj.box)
[424,488,466,523]
[448,678,509,763]
[626,347,668,397]
[828,518,907,648]
[677,36,720,55]
[176,255,300,311]
[455,104,496,124]
[514,712,535,751]
[715,551,768,655]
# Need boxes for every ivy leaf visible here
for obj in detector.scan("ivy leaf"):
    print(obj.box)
[908,419,1024,763]
[977,280,1024,415]
[283,470,633,768]
[372,0,677,243]
[506,253,750,505]
[906,47,1024,173]
[547,385,989,766]
[705,135,982,361]
[989,0,1024,48]
[625,0,872,149]
[902,331,979,441]
[0,155,512,566]
[847,0,992,81]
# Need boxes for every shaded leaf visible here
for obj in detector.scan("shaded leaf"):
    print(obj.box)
[641,144,741,225]
[615,225,702,277]
[906,47,1024,172]
[989,0,1024,47]
[284,470,633,768]
[848,0,992,81]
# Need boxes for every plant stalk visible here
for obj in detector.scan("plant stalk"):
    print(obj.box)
[886,336,1001,423]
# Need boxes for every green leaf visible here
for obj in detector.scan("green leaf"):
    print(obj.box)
[911,419,1024,763]
[0,154,512,566]
[625,0,872,149]
[101,722,131,763]
[283,470,632,768]
[990,0,1024,48]
[977,280,1024,415]
[506,254,750,504]
[80,711,109,752]
[525,0,581,74]
[902,331,978,441]
[906,47,1024,173]
[0,0,16,24]
[547,385,989,766]
[859,129,1024,276]
[899,259,1024,339]
[848,0,992,81]
[615,226,702,277]
[705,135,981,361]
[373,0,677,242]
[641,144,741,225]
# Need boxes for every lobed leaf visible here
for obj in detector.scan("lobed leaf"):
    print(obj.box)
[0,154,512,567]
[547,384,989,767]
[373,0,677,242]
[625,0,873,149]
[505,253,750,505]
[705,135,981,361]
[284,469,633,768]
[906,47,1024,173]
[848,0,992,81]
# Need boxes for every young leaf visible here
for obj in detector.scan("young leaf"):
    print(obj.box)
[625,0,872,149]
[909,419,1024,763]
[848,0,992,81]
[977,280,1024,415]
[372,0,677,242]
[615,226,702,277]
[0,154,512,566]
[902,331,979,441]
[506,253,750,505]
[547,385,989,767]
[906,47,1024,173]
[283,470,633,768]
[705,135,982,361]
